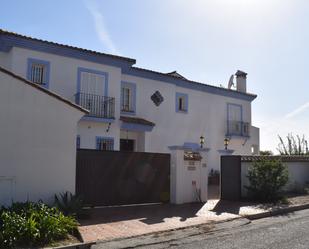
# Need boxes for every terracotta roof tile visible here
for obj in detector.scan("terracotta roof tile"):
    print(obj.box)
[0,29,136,64]
[120,116,155,126]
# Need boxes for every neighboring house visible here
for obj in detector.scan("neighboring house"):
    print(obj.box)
[0,66,86,205]
[0,29,259,172]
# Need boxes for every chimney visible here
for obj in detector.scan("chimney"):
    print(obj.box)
[235,70,247,93]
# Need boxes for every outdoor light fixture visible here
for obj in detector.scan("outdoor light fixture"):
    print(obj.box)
[200,135,205,148]
[106,122,111,132]
[224,137,230,150]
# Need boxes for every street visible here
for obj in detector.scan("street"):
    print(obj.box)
[94,209,309,249]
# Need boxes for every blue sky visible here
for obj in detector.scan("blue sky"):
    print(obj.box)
[1,0,309,152]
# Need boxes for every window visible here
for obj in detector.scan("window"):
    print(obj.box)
[96,137,114,151]
[176,93,188,113]
[121,82,136,114]
[227,103,247,136]
[27,58,50,88]
[121,87,131,111]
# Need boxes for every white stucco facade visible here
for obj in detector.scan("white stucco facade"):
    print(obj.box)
[0,30,260,175]
[0,68,85,206]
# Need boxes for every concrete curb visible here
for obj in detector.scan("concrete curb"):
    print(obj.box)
[243,203,309,220]
[46,242,95,249]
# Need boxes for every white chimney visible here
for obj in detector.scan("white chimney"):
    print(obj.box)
[235,70,247,93]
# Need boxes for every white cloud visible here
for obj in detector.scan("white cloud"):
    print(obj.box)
[257,102,309,152]
[84,0,119,55]
[285,102,309,119]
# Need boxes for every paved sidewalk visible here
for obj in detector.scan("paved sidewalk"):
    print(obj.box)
[78,201,238,243]
[78,195,309,243]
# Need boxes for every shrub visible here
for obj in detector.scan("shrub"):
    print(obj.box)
[54,192,84,217]
[245,158,289,202]
[259,150,273,156]
[0,201,78,248]
[277,133,309,155]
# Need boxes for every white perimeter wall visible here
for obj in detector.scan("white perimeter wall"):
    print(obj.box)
[0,71,84,206]
[241,161,309,197]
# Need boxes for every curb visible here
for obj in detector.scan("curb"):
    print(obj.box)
[47,242,95,249]
[244,203,309,220]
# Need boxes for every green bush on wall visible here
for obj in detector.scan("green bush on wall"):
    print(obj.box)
[245,158,289,202]
[0,201,78,248]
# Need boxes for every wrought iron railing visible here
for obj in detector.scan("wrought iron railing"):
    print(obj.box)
[227,121,250,137]
[75,92,115,119]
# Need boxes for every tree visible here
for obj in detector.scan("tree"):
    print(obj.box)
[277,134,309,155]
[245,158,289,202]
[259,150,273,156]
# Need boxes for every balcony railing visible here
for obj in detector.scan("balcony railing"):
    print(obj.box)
[227,120,250,137]
[75,92,115,119]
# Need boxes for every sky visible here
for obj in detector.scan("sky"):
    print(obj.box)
[1,0,309,153]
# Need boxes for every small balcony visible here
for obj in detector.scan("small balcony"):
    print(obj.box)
[227,120,250,137]
[75,92,115,119]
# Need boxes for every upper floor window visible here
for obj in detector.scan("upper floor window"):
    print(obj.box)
[176,93,188,113]
[227,103,249,136]
[27,58,50,88]
[121,82,136,114]
[96,137,114,151]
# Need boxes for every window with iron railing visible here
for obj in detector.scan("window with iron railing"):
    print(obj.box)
[227,121,250,137]
[75,92,115,119]
[27,58,50,88]
[96,137,114,151]
[30,64,45,85]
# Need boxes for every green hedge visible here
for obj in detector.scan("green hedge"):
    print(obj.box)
[0,202,78,248]
[245,158,289,202]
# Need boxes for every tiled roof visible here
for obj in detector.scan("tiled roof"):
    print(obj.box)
[130,67,257,100]
[0,66,88,114]
[166,71,187,80]
[0,29,136,64]
[120,116,155,126]
[241,155,309,162]
[0,29,257,101]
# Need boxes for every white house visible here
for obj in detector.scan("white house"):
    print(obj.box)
[0,29,259,174]
[0,66,86,205]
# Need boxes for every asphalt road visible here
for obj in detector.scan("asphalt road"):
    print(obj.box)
[94,209,309,249]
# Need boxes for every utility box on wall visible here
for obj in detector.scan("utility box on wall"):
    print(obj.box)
[169,145,209,204]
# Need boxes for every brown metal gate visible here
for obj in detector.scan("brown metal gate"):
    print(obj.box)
[221,155,241,201]
[76,149,170,206]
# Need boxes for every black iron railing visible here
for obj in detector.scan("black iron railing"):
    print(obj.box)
[75,92,115,119]
[227,121,250,137]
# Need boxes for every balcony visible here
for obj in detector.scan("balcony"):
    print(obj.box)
[227,120,250,137]
[75,92,115,119]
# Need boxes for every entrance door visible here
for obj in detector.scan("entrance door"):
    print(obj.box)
[120,139,135,151]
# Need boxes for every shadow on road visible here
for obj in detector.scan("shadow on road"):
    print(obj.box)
[80,203,205,226]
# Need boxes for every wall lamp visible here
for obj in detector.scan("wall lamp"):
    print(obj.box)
[224,137,230,150]
[200,135,205,148]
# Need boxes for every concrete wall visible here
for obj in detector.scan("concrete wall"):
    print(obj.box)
[0,46,260,173]
[0,71,84,206]
[241,161,309,197]
[170,149,208,204]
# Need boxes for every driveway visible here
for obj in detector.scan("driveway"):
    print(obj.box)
[78,201,238,242]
